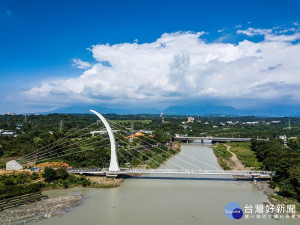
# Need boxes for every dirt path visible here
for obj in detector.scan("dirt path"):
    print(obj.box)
[223,144,250,171]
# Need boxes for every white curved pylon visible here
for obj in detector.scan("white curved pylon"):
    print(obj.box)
[90,110,120,172]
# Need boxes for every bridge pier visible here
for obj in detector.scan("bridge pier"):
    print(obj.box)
[252,176,258,184]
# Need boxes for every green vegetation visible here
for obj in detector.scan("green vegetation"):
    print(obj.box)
[269,194,300,214]
[42,167,91,188]
[226,142,262,169]
[251,139,300,201]
[0,173,44,199]
[0,168,91,199]
[212,144,232,170]
[0,161,5,169]
[114,120,152,124]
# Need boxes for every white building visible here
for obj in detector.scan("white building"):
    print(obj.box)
[139,130,153,134]
[6,160,23,170]
[271,121,281,124]
[1,131,16,136]
[279,135,287,146]
[90,130,119,136]
[243,121,259,125]
[187,117,195,123]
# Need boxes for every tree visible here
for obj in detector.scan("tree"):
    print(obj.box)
[42,167,57,183]
[56,168,69,180]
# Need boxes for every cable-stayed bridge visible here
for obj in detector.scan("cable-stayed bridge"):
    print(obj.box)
[15,110,273,180]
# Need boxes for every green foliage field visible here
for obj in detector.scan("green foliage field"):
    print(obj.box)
[113,120,152,124]
[251,139,300,201]
[213,144,232,170]
[43,167,91,188]
[0,173,44,199]
[226,142,262,169]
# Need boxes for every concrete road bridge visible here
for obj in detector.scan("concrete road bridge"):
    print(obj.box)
[174,136,253,143]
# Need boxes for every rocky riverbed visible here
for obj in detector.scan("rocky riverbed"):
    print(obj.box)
[0,195,84,225]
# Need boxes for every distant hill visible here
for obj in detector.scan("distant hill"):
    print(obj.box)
[164,104,240,116]
[46,105,161,115]
[42,104,300,117]
[165,104,300,117]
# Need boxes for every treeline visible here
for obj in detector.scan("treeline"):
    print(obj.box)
[0,168,91,199]
[0,173,43,199]
[251,139,300,200]
[42,167,90,188]
[1,113,300,163]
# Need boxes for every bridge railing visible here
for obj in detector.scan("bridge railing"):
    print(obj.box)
[69,168,273,176]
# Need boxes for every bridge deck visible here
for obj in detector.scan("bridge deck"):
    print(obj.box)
[68,168,273,178]
[174,137,252,142]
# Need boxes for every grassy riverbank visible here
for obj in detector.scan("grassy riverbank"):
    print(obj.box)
[212,142,262,170]
[225,142,262,169]
[212,144,232,170]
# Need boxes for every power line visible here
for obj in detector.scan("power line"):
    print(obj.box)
[109,120,219,170]
[18,122,102,161]
[112,125,197,170]
[22,137,109,164]
[115,136,169,169]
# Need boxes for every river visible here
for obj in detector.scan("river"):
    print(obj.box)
[36,143,298,225]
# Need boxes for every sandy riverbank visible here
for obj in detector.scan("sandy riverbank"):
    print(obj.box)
[0,195,84,225]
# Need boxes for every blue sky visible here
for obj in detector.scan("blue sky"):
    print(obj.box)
[1,0,300,114]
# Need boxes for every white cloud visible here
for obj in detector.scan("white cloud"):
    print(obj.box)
[237,27,300,42]
[25,30,300,109]
[237,27,272,36]
[218,28,226,33]
[72,58,92,69]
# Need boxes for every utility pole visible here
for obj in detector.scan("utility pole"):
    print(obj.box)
[131,122,134,134]
[160,112,164,123]
[59,120,63,133]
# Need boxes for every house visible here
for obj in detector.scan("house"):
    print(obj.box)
[126,131,145,139]
[243,121,259,125]
[6,160,23,170]
[139,130,153,134]
[187,117,194,123]
[90,130,119,136]
[271,121,281,124]
[279,135,287,146]
[1,131,16,136]
[90,130,107,136]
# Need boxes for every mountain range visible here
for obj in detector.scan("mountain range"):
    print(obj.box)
[43,104,300,117]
